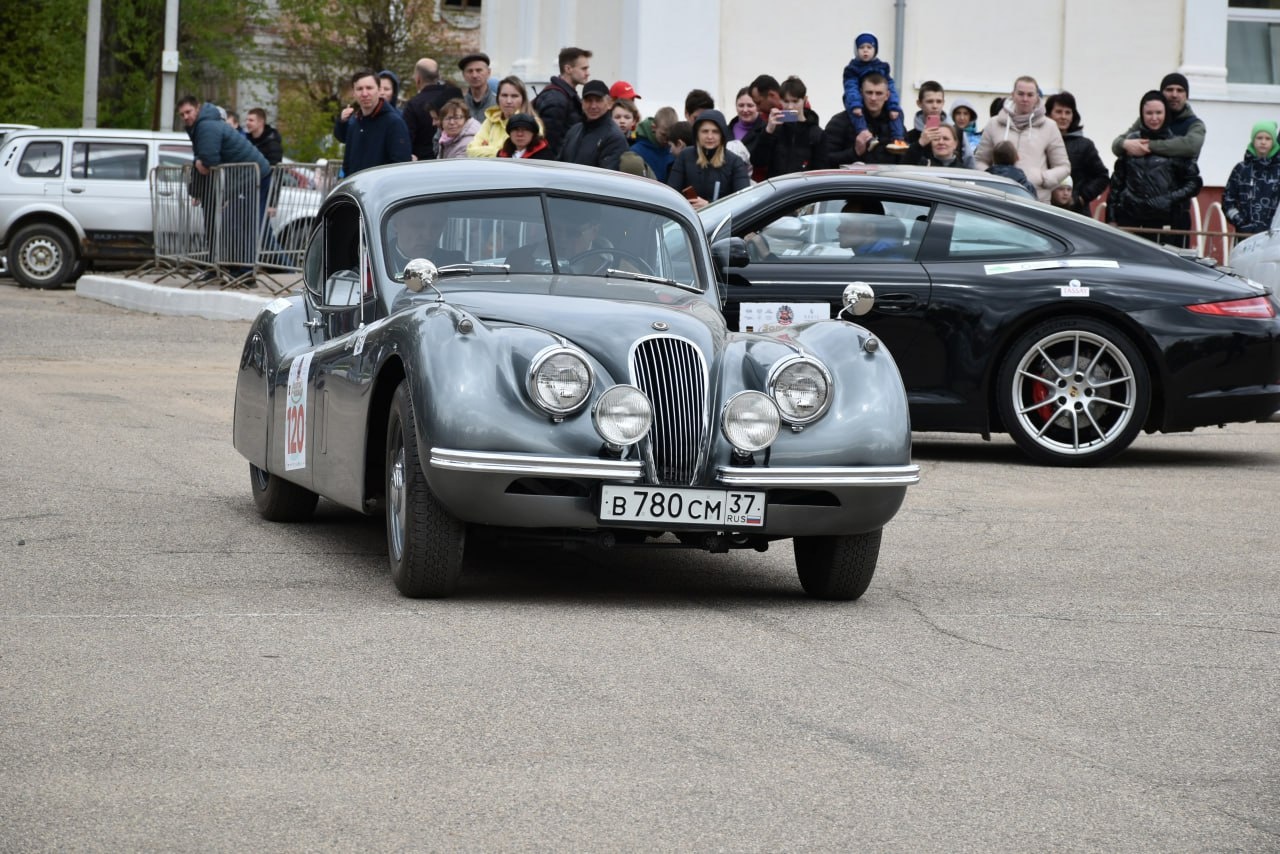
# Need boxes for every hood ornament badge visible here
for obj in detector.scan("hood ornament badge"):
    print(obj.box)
[652,321,669,331]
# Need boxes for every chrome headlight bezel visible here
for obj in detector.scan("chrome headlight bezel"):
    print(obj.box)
[527,345,594,417]
[592,384,653,446]
[720,390,782,453]
[767,356,833,425]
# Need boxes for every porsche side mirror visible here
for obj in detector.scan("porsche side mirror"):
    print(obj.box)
[711,237,749,269]
[841,281,875,317]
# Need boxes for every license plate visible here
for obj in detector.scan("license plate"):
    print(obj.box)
[599,484,766,528]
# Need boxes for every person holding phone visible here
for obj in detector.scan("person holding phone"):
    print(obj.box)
[744,75,826,180]
[666,109,749,210]
[904,81,975,168]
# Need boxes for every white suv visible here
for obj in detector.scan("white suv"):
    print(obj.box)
[0,128,192,288]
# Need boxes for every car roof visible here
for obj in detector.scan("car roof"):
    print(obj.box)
[2,127,190,143]
[334,158,697,222]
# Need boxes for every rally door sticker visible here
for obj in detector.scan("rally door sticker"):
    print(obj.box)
[284,352,315,471]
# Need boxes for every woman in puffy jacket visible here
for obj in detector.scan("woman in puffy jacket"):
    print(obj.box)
[1222,120,1280,235]
[1107,91,1202,246]
[1044,91,1109,213]
[467,76,540,158]
[666,109,750,210]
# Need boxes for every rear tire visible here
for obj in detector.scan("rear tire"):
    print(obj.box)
[249,462,318,522]
[8,224,77,289]
[794,529,882,601]
[386,381,465,598]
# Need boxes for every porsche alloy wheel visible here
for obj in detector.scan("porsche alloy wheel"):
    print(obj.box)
[249,462,318,522]
[8,224,76,289]
[386,381,465,598]
[997,318,1151,466]
[794,529,882,601]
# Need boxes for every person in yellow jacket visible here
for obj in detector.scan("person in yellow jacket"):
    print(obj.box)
[467,76,542,157]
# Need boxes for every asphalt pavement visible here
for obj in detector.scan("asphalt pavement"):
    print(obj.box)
[0,281,1277,851]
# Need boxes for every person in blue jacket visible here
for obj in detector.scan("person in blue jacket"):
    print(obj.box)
[841,33,907,152]
[334,69,412,177]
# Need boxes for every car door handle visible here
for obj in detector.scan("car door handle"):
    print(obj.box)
[874,293,920,312]
[68,187,85,193]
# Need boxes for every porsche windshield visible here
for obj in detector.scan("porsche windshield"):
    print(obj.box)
[384,194,702,291]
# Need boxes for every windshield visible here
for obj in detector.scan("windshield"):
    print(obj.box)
[383,193,704,291]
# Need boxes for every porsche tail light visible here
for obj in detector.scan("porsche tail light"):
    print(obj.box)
[1185,296,1276,318]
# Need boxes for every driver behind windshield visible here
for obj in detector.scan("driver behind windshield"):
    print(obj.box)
[390,205,466,274]
[505,211,603,273]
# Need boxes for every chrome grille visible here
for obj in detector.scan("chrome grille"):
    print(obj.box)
[630,335,707,485]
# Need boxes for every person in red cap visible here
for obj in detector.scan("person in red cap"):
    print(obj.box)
[610,81,641,101]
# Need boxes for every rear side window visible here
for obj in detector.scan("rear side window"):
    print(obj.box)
[944,206,1064,260]
[159,144,192,168]
[17,141,62,178]
[71,142,148,180]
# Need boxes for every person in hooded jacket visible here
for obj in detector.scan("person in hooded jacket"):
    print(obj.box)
[631,107,677,181]
[973,76,1070,201]
[1223,120,1280,235]
[1107,90,1202,246]
[498,113,555,160]
[950,97,982,154]
[1045,91,1109,213]
[745,76,825,178]
[667,109,750,210]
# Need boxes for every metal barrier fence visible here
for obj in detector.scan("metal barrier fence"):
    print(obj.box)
[143,161,338,292]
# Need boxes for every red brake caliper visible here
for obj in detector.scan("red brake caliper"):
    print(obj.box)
[1031,369,1053,424]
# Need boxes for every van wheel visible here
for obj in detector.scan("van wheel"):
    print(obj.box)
[8,224,77,289]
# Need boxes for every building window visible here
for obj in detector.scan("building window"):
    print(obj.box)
[1228,0,1280,84]
[443,0,480,8]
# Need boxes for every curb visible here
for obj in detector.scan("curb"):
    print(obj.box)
[76,275,274,321]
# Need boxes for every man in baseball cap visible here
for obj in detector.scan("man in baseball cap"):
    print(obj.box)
[610,80,641,100]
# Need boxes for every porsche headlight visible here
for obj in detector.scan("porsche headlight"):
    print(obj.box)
[721,391,781,452]
[769,357,832,425]
[528,346,593,416]
[592,385,652,446]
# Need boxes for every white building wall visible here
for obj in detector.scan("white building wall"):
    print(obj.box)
[481,0,1280,185]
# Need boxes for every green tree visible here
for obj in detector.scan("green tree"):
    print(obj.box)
[0,0,263,130]
[272,0,473,161]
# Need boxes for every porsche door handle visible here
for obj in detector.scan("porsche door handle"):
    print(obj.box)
[873,293,920,312]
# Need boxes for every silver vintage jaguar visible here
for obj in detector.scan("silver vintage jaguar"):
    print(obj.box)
[233,159,918,599]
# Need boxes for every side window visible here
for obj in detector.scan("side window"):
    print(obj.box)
[159,144,192,168]
[71,143,148,180]
[944,207,1064,260]
[17,141,62,178]
[749,196,930,262]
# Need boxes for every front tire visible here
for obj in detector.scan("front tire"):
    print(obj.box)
[386,381,465,598]
[249,462,318,522]
[7,224,77,289]
[996,317,1151,466]
[794,529,882,600]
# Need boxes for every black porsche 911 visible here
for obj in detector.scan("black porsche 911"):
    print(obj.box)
[700,168,1280,466]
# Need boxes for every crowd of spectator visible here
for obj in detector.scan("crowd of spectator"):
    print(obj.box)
[180,31,1280,247]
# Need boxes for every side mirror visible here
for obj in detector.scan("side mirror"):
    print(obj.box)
[402,257,439,293]
[841,281,875,317]
[711,236,749,269]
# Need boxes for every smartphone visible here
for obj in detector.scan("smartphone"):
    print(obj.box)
[778,109,800,123]
[925,114,941,129]
[681,185,699,200]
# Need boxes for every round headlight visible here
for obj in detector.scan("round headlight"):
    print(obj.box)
[528,347,593,415]
[592,384,653,446]
[769,357,832,424]
[721,391,781,452]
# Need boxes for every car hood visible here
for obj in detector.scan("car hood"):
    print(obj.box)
[426,275,729,358]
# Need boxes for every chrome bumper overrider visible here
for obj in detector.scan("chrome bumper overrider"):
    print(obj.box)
[430,449,919,487]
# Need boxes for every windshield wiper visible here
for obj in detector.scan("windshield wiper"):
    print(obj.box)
[604,268,683,287]
[436,263,510,276]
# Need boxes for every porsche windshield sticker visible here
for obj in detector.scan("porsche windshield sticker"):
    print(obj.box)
[984,259,1120,275]
[1060,279,1090,297]
[284,352,315,471]
[740,302,829,333]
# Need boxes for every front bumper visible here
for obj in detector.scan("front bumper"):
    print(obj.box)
[427,448,918,536]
